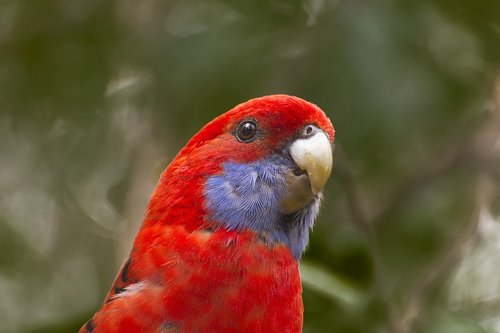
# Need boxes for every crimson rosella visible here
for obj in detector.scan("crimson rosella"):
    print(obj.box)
[80,94,334,333]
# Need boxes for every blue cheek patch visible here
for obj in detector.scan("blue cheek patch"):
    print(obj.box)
[204,155,321,259]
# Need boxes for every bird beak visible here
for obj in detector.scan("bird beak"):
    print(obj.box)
[281,131,333,214]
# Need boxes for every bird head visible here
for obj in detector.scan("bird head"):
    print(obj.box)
[147,95,334,259]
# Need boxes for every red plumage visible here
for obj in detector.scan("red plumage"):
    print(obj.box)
[80,95,334,333]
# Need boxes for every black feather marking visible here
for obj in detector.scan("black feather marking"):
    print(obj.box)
[121,257,131,282]
[114,286,126,295]
[85,319,95,332]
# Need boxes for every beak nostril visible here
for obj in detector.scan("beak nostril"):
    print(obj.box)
[302,125,318,138]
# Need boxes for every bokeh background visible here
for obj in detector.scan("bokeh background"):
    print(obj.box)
[1,0,499,332]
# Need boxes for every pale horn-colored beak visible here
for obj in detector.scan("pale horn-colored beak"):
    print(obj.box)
[280,130,333,214]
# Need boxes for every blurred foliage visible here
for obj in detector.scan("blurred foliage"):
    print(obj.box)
[0,0,499,332]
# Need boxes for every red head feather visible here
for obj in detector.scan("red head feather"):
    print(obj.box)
[147,94,334,230]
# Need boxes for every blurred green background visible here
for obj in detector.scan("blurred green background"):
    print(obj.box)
[1,0,499,332]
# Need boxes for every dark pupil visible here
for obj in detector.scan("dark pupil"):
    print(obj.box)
[238,122,256,141]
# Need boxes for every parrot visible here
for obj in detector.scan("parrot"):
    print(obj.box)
[80,94,334,333]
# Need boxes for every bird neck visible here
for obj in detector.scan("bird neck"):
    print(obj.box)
[144,154,320,260]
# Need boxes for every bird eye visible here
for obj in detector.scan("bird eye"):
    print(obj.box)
[236,121,258,143]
